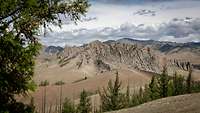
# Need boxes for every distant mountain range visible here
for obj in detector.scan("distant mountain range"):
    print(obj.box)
[42,38,200,75]
[45,38,200,55]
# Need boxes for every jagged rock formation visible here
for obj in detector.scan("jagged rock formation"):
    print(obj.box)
[57,40,160,73]
[117,38,200,72]
[40,38,200,77]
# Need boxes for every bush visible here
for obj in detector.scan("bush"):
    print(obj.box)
[39,80,49,86]
[55,81,65,86]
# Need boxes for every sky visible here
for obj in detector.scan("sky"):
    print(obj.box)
[40,0,200,46]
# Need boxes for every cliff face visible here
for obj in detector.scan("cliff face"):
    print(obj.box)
[41,38,200,76]
[57,40,160,73]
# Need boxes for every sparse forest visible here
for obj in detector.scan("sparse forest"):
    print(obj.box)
[61,66,200,113]
[1,0,200,113]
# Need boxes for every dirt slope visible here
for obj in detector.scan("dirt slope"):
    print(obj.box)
[106,93,200,113]
[28,69,153,111]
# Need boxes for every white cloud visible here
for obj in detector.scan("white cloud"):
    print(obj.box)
[40,18,200,46]
[39,0,200,46]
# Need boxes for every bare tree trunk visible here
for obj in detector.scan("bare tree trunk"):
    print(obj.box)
[48,102,53,113]
[59,85,63,113]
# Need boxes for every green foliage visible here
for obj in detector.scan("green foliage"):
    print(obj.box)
[0,32,41,113]
[62,98,76,113]
[124,85,131,107]
[157,67,169,97]
[97,67,200,113]
[172,72,185,95]
[186,69,192,93]
[99,72,125,112]
[131,92,140,106]
[77,90,92,113]
[0,0,89,112]
[167,80,174,96]
[191,81,200,93]
[148,75,160,100]
[55,80,65,86]
[39,80,49,86]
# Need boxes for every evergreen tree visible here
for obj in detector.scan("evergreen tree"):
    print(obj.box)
[124,85,131,107]
[131,92,140,106]
[173,72,185,95]
[186,68,192,93]
[138,87,144,104]
[142,84,151,102]
[0,0,89,112]
[62,98,76,113]
[157,66,169,97]
[99,71,125,112]
[167,80,174,96]
[149,75,160,100]
[77,90,92,113]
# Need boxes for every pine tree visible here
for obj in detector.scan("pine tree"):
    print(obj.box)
[77,90,92,113]
[167,80,174,96]
[125,85,131,107]
[173,72,185,95]
[143,84,151,102]
[62,98,76,113]
[149,75,160,100]
[157,66,169,98]
[99,71,125,112]
[186,68,192,93]
[138,87,144,104]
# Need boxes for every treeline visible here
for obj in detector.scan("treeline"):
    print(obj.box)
[98,67,200,112]
[61,67,200,113]
[36,67,200,113]
[62,90,92,113]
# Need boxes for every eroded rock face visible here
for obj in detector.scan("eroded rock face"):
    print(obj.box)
[58,40,160,73]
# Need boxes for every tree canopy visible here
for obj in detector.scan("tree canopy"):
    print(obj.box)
[0,0,89,112]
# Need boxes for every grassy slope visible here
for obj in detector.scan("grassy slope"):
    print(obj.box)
[106,93,200,113]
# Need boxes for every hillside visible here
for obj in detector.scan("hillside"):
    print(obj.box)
[106,93,200,113]
[31,39,200,111]
[35,39,200,84]
[35,40,160,84]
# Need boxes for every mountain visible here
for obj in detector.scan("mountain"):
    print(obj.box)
[37,38,200,84]
[32,39,200,111]
[117,38,200,54]
[58,40,160,73]
[44,46,64,54]
[41,38,200,75]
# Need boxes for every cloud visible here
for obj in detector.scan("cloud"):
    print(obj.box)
[40,18,200,46]
[39,0,200,46]
[133,9,156,16]
[91,0,200,4]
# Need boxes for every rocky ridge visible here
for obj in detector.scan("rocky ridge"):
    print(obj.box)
[54,40,160,73]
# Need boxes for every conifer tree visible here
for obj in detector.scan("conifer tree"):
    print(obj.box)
[125,85,131,107]
[143,84,151,102]
[62,98,75,113]
[173,72,185,95]
[149,75,160,100]
[157,66,169,97]
[167,80,174,96]
[99,71,124,112]
[77,90,92,113]
[186,68,192,93]
[130,93,139,106]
